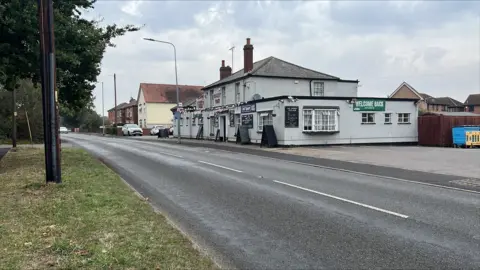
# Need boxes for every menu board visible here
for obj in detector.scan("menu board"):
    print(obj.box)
[241,114,254,129]
[285,106,299,128]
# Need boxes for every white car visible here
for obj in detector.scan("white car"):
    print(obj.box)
[59,127,69,134]
[122,124,143,136]
[150,125,165,135]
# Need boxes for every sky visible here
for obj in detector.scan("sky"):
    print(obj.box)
[85,0,480,115]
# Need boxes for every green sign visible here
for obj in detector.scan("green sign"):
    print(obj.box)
[353,99,385,111]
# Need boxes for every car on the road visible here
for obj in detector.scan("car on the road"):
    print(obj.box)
[122,124,143,136]
[150,125,165,136]
[59,127,69,134]
[169,126,174,136]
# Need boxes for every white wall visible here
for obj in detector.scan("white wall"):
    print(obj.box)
[204,77,359,110]
[176,98,418,145]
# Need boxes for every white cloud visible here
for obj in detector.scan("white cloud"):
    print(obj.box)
[88,1,480,114]
[120,0,144,17]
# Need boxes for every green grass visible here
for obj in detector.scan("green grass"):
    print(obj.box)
[0,139,32,145]
[0,148,216,269]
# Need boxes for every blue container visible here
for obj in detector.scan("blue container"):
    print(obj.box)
[452,126,480,147]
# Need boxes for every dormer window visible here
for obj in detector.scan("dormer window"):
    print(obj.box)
[312,81,325,96]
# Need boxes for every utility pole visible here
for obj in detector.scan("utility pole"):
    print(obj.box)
[114,73,117,126]
[12,89,17,149]
[37,0,61,183]
[229,45,235,71]
[102,82,105,136]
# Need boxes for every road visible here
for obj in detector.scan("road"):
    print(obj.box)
[64,134,480,269]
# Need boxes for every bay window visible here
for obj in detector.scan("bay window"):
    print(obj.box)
[303,108,338,132]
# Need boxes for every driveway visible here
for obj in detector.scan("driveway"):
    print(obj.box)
[0,146,10,161]
[65,133,480,269]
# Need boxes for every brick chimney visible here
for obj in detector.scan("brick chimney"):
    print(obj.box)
[219,60,233,80]
[243,38,254,73]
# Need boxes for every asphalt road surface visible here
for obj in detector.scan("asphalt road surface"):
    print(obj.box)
[64,134,480,269]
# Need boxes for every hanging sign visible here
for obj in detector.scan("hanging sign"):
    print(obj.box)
[241,104,256,113]
[353,99,385,111]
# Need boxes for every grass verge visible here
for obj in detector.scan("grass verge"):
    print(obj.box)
[0,148,216,269]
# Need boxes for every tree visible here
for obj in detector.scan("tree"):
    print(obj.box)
[0,0,140,110]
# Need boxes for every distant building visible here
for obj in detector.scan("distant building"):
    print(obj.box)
[107,98,138,125]
[137,83,203,128]
[464,94,480,114]
[389,82,464,113]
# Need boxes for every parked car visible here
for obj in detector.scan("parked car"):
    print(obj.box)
[169,126,174,136]
[122,124,143,136]
[59,127,69,134]
[150,125,165,136]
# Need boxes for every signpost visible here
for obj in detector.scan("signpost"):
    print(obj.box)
[353,99,385,111]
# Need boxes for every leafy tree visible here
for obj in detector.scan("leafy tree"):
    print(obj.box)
[0,0,140,110]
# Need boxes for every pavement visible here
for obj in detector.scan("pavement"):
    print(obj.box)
[0,146,10,161]
[64,133,480,269]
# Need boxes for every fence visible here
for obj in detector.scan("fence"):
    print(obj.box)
[418,114,480,147]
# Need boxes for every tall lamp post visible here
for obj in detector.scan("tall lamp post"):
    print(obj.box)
[143,38,181,144]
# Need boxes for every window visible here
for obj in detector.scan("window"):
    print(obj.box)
[235,83,240,103]
[384,113,391,124]
[192,117,196,126]
[235,114,240,127]
[257,112,273,131]
[312,82,325,96]
[210,90,214,107]
[361,113,375,124]
[303,109,338,132]
[180,118,184,126]
[222,87,226,105]
[398,113,410,124]
[243,84,246,102]
[139,119,142,127]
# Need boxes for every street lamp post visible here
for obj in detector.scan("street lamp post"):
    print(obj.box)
[143,38,181,144]
[101,82,105,136]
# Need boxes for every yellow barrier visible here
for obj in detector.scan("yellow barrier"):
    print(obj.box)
[466,131,480,147]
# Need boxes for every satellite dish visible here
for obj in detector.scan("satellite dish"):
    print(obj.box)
[251,93,262,101]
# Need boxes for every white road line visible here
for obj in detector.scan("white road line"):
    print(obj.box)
[197,160,243,173]
[273,180,409,219]
[160,152,184,158]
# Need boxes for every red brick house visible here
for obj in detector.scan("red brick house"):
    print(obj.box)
[107,98,138,125]
[464,94,480,114]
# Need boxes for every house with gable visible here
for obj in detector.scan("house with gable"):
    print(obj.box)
[389,82,464,113]
[464,94,480,114]
[175,38,418,145]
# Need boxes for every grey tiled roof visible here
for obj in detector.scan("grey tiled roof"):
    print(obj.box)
[204,56,342,89]
[425,97,463,107]
[465,94,480,105]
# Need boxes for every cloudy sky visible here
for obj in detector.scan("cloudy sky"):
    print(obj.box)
[85,0,480,115]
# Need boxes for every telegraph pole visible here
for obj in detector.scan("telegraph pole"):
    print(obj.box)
[114,73,117,125]
[37,0,61,183]
[12,89,17,149]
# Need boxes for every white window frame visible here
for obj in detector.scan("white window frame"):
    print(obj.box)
[361,113,375,124]
[257,111,273,132]
[303,109,338,132]
[180,117,184,126]
[384,113,392,124]
[221,87,226,105]
[398,113,411,124]
[235,83,240,103]
[192,117,196,126]
[312,81,325,97]
[210,90,214,107]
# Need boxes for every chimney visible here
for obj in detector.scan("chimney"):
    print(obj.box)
[243,38,254,73]
[225,65,232,77]
[219,60,228,80]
